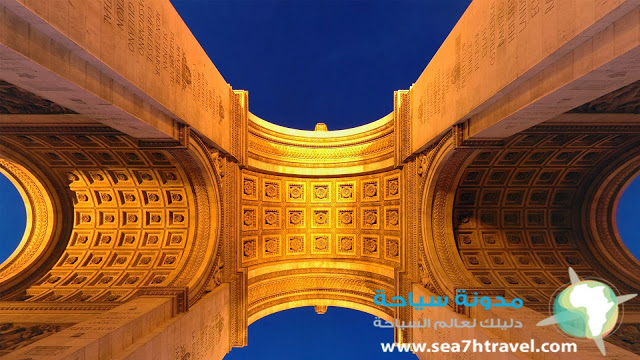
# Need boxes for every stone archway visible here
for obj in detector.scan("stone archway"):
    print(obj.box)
[0,125,222,308]
[228,113,409,345]
[0,149,72,298]
[0,0,640,358]
[418,121,640,310]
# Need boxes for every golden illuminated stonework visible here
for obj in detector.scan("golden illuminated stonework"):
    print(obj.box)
[0,1,639,359]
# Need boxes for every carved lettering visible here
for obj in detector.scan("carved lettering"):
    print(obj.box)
[147,6,154,62]
[545,0,554,14]
[155,11,162,76]
[0,323,71,352]
[137,0,145,56]
[507,0,516,43]
[172,313,224,360]
[489,1,496,65]
[474,32,480,71]
[169,32,175,86]
[116,0,125,31]
[103,0,114,25]
[530,0,540,18]
[461,40,467,87]
[497,0,505,47]
[163,31,169,73]
[127,1,136,52]
[453,34,461,89]
[518,0,527,32]
[482,27,488,58]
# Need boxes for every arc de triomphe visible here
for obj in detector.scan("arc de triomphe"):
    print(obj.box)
[0,0,639,358]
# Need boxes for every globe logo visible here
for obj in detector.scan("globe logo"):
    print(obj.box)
[537,268,637,356]
[553,280,618,338]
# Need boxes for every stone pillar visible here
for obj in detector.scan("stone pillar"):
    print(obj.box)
[112,284,230,360]
[1,284,230,360]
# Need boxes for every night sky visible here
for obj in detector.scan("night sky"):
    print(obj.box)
[0,173,26,263]
[0,0,639,359]
[172,0,473,130]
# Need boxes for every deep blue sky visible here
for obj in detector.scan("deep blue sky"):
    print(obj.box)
[0,1,639,359]
[225,307,415,360]
[172,0,473,130]
[617,174,640,259]
[0,173,26,264]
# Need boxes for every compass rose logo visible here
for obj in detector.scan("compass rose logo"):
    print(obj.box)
[537,267,637,356]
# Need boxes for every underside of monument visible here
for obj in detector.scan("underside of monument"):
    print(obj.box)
[0,0,640,359]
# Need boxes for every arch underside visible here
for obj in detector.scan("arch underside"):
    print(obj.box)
[1,75,640,356]
[246,113,396,176]
[247,261,395,324]
[1,0,640,353]
[0,120,221,308]
[240,167,406,328]
[0,155,65,295]
[424,117,640,313]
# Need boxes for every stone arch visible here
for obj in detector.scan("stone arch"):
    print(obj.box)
[436,125,640,311]
[238,166,404,335]
[0,128,222,308]
[234,115,406,344]
[246,262,395,325]
[171,134,225,307]
[582,147,640,293]
[0,145,74,298]
[418,132,480,300]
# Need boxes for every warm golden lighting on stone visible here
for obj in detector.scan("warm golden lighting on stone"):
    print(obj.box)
[0,0,639,359]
